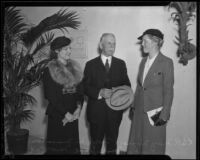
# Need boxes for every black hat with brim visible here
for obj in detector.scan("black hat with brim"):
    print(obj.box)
[50,36,71,51]
[138,29,164,40]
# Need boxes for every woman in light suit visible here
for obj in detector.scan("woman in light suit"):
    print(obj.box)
[127,29,174,154]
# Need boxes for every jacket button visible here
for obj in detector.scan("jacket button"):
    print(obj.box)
[143,87,146,90]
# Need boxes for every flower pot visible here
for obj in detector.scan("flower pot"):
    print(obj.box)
[6,129,29,154]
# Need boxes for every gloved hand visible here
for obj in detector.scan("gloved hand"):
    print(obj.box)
[62,112,74,126]
[154,118,167,126]
[72,105,81,121]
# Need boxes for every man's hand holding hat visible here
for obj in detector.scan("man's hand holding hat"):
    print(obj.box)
[100,88,112,99]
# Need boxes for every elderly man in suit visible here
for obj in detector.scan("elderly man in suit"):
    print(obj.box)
[82,33,131,154]
[127,29,174,154]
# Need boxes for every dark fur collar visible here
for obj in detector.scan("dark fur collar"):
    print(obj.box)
[48,59,82,89]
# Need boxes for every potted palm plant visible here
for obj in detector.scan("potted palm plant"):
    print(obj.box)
[169,2,196,65]
[3,6,80,154]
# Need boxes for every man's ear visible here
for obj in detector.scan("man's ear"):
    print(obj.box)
[99,41,103,50]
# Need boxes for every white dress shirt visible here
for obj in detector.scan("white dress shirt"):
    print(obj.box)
[101,54,112,67]
[98,54,112,99]
[142,53,158,84]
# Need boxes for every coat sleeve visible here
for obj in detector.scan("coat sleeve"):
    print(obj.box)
[75,82,85,107]
[42,68,66,116]
[121,61,131,87]
[160,59,174,121]
[132,60,143,109]
[82,62,101,99]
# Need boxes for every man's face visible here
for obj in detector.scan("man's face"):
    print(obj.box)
[101,35,116,57]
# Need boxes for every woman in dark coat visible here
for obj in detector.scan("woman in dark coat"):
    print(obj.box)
[42,36,84,155]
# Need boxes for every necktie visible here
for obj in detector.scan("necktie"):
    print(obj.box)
[105,59,110,73]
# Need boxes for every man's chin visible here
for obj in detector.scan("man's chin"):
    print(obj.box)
[108,52,114,56]
[104,53,114,57]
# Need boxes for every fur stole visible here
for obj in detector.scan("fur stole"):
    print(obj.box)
[48,59,83,89]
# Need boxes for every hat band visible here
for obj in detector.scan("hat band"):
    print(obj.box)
[109,88,130,107]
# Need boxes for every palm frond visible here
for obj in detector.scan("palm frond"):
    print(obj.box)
[7,109,35,125]
[169,2,183,13]
[4,92,37,110]
[4,114,15,125]
[4,7,28,37]
[19,92,37,107]
[188,2,196,12]
[18,59,49,92]
[32,32,54,56]
[21,8,80,48]
[15,54,34,81]
[18,110,35,123]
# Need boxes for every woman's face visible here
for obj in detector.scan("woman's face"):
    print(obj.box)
[57,45,71,60]
[141,34,155,53]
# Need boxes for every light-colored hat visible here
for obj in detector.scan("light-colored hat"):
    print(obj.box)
[105,85,134,111]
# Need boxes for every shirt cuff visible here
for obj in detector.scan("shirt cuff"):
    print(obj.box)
[98,91,102,99]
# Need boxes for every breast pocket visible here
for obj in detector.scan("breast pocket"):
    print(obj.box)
[151,71,163,85]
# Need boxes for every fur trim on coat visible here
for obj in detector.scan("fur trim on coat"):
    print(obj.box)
[48,59,83,89]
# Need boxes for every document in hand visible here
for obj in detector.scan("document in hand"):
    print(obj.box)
[147,107,163,126]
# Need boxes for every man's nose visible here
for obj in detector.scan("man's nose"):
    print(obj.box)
[110,44,115,48]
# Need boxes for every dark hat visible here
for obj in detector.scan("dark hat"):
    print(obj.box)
[50,36,71,51]
[105,86,134,111]
[138,29,164,40]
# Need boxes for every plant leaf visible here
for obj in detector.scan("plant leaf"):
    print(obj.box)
[32,32,54,56]
[21,8,81,48]
[16,110,35,124]
[4,7,27,38]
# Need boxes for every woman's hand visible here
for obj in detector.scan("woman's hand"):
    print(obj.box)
[72,105,82,121]
[62,112,74,126]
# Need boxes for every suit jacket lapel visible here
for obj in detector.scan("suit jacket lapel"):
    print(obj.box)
[97,56,107,73]
[138,57,147,87]
[143,53,163,86]
[109,56,115,72]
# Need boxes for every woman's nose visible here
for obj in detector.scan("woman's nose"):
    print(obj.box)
[141,41,144,46]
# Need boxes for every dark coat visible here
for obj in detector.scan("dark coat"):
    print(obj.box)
[127,53,174,154]
[82,56,131,122]
[42,60,84,154]
[43,68,83,118]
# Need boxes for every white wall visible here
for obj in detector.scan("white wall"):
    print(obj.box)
[19,6,196,159]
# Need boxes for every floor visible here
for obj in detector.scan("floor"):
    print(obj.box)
[5,135,127,155]
[5,135,89,155]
